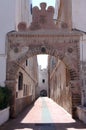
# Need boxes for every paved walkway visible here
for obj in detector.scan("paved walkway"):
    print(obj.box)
[0,97,86,130]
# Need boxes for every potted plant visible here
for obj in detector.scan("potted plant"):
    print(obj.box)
[0,86,11,125]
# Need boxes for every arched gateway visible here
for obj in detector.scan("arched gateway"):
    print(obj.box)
[6,3,81,118]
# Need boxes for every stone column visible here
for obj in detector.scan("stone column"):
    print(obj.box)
[57,0,72,30]
[6,80,17,118]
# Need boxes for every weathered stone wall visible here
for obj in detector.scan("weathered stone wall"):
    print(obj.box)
[15,56,38,115]
[56,0,72,29]
[16,95,32,116]
[80,35,86,106]
[16,64,37,100]
[6,55,38,117]
[49,59,72,114]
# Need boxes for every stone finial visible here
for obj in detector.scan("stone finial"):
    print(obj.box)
[17,22,27,31]
[29,2,57,30]
[56,0,72,30]
[47,6,54,14]
[40,2,47,10]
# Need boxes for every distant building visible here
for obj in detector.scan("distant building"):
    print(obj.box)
[36,66,48,97]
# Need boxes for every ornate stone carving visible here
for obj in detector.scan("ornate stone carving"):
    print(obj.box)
[41,46,46,53]
[18,22,27,31]
[29,2,57,30]
[68,48,73,53]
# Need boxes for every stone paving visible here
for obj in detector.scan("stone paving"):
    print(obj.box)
[0,97,86,130]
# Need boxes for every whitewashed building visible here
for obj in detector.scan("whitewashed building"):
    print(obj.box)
[0,0,32,86]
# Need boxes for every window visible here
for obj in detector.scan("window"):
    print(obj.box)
[18,72,23,90]
[23,84,28,96]
[42,79,45,83]
[23,84,26,96]
[29,84,32,95]
[26,60,28,66]
[30,4,32,14]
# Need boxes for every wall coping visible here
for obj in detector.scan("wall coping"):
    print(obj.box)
[77,105,86,112]
[7,29,82,37]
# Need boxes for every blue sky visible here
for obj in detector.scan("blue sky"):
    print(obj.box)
[32,0,55,8]
[37,55,48,69]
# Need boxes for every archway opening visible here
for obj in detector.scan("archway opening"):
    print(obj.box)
[14,53,72,116]
[6,23,81,118]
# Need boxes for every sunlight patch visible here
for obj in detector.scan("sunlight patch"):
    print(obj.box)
[15,128,33,130]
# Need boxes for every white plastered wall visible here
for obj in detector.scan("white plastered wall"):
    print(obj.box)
[0,0,32,86]
[0,0,16,86]
[72,0,86,31]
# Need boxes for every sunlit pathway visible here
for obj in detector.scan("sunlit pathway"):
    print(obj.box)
[0,97,86,130]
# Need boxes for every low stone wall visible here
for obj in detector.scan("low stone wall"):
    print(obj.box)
[0,107,10,126]
[16,95,32,115]
[77,106,86,123]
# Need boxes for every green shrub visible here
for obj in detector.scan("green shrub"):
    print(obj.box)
[0,87,11,110]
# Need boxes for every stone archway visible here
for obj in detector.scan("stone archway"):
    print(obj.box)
[6,2,82,118]
[6,29,81,118]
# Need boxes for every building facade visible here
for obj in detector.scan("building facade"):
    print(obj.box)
[48,56,72,114]
[0,0,32,86]
[15,56,38,115]
[36,66,48,97]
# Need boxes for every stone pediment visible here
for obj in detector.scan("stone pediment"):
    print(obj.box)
[18,3,57,31]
